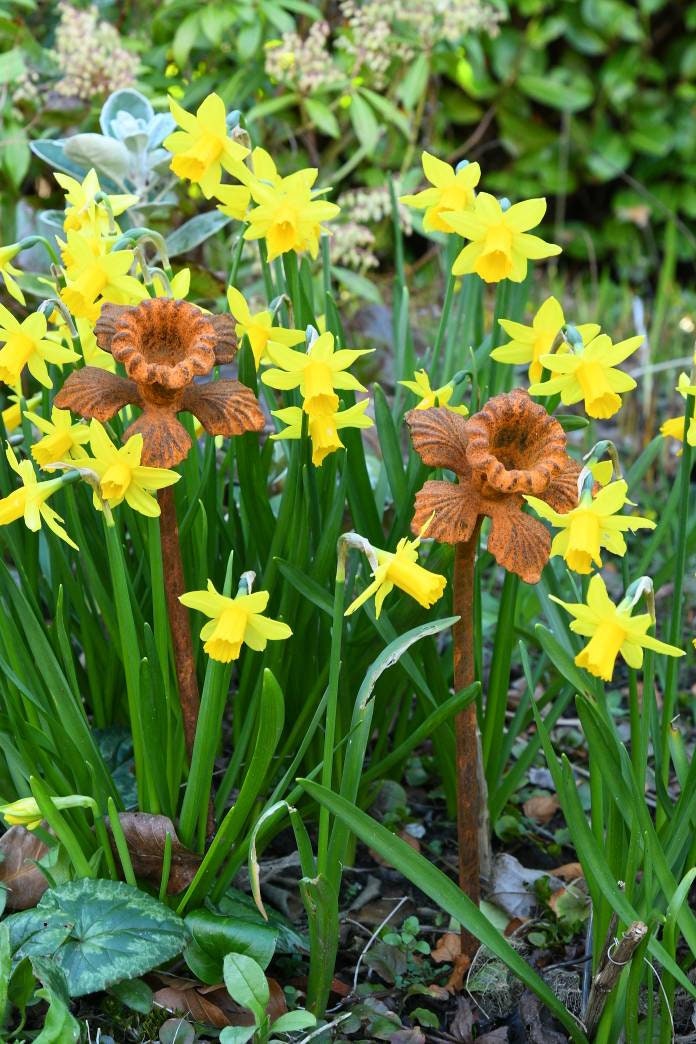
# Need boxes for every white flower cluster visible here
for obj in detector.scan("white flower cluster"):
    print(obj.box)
[51,2,138,100]
[331,186,413,272]
[265,21,344,94]
[338,0,502,83]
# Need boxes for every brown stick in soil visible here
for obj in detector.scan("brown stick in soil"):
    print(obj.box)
[452,522,483,961]
[584,920,648,1035]
[158,485,200,758]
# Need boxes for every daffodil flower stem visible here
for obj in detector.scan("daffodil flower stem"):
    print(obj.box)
[659,390,695,787]
[452,521,483,959]
[29,775,94,879]
[429,236,459,379]
[104,518,151,812]
[317,559,347,877]
[17,234,61,268]
[158,485,200,759]
[488,280,512,397]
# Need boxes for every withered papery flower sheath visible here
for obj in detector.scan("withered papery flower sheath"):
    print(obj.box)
[55,298,264,467]
[407,389,580,584]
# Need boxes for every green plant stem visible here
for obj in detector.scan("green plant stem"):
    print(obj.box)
[659,392,695,788]
[107,797,136,885]
[429,240,458,379]
[103,518,151,811]
[30,776,93,879]
[317,557,346,877]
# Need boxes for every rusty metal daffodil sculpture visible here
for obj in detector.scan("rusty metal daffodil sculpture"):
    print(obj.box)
[56,298,264,467]
[56,298,265,756]
[407,389,579,953]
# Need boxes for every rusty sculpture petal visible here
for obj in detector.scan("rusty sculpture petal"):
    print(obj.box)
[408,388,580,585]
[56,298,264,468]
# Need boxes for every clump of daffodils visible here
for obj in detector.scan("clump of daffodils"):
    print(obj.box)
[263,327,374,466]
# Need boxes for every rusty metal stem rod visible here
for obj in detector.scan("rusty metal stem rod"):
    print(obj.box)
[452,522,482,959]
[158,485,200,757]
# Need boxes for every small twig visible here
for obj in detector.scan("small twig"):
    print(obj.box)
[352,895,409,993]
[584,920,648,1035]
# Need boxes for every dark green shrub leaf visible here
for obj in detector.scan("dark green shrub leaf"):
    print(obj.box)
[183,909,277,985]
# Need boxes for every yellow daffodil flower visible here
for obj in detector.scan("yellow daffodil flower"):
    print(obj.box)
[660,415,696,450]
[243,170,340,261]
[1,392,41,433]
[60,231,146,321]
[55,168,137,235]
[528,332,642,419]
[180,579,291,662]
[400,153,481,232]
[345,531,447,618]
[0,793,94,829]
[272,399,372,467]
[0,444,77,547]
[589,459,616,486]
[152,267,191,300]
[226,286,304,368]
[0,305,78,388]
[444,194,561,283]
[491,299,593,384]
[215,146,281,219]
[526,479,655,575]
[262,330,371,413]
[0,243,26,305]
[25,406,90,468]
[164,92,249,197]
[399,369,468,414]
[87,420,180,516]
[551,573,683,682]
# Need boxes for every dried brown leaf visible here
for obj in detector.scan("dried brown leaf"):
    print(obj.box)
[0,826,50,911]
[522,795,560,825]
[110,813,201,894]
[431,931,461,964]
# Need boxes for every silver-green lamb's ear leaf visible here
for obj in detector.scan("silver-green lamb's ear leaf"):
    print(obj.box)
[30,139,87,179]
[109,111,149,151]
[148,113,176,148]
[64,134,131,182]
[166,212,232,256]
[37,210,66,237]
[5,879,186,997]
[100,88,154,137]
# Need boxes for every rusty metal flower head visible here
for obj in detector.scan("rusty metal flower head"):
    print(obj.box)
[408,388,580,583]
[55,298,264,467]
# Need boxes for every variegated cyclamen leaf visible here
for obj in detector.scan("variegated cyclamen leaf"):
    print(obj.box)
[5,879,186,997]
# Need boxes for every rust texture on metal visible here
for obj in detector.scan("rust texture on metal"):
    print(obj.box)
[55,297,264,468]
[452,523,482,960]
[407,388,579,584]
[158,485,200,756]
[407,389,579,958]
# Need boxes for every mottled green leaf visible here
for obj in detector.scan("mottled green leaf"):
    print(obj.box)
[6,879,186,997]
